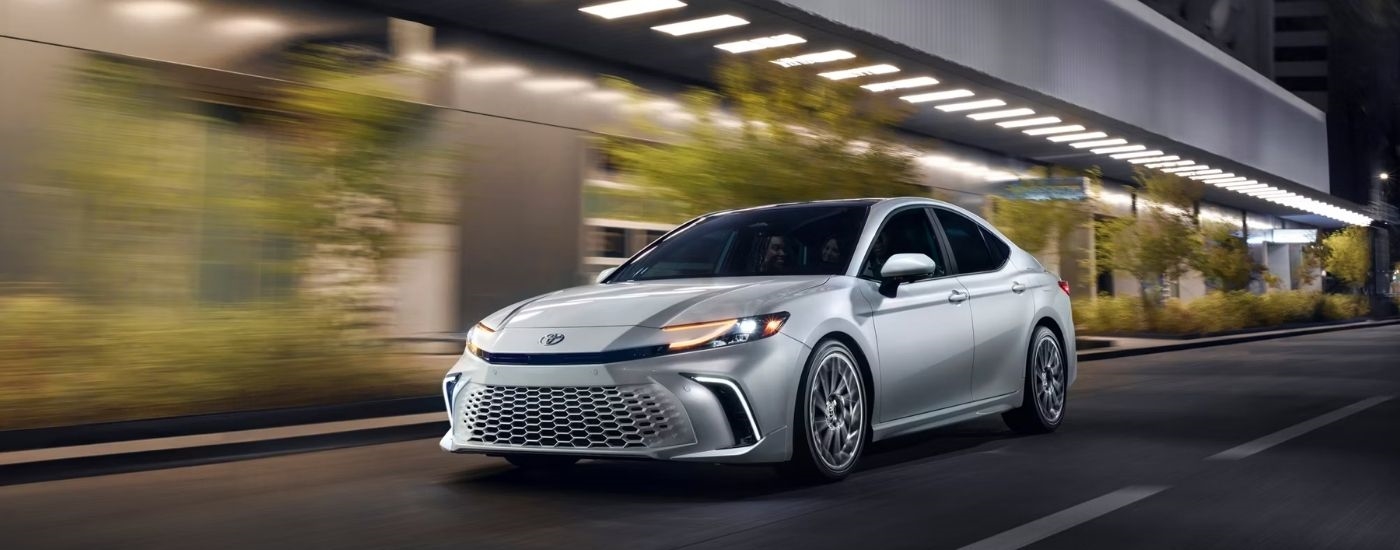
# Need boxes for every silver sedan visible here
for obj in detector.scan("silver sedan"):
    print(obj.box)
[441,197,1075,481]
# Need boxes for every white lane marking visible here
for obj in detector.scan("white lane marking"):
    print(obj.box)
[0,412,446,466]
[957,486,1168,550]
[1209,395,1394,461]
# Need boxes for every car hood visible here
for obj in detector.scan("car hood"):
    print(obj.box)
[494,276,831,329]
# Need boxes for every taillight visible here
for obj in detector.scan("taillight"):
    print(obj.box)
[1058,280,1071,296]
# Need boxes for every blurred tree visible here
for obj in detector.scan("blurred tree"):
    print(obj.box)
[1322,226,1373,293]
[1096,169,1203,313]
[600,55,921,218]
[1193,222,1256,291]
[988,165,1092,256]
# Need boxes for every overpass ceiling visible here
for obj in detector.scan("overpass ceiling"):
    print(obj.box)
[357,0,1372,227]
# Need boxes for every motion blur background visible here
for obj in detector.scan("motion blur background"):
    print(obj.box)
[1,0,1397,431]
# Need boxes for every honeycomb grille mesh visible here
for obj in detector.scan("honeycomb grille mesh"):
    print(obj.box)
[457,383,694,449]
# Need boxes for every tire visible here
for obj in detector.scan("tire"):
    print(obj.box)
[503,454,580,469]
[1003,325,1067,434]
[780,339,869,482]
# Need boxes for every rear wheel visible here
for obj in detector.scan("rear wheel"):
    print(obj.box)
[1003,326,1066,434]
[781,340,868,482]
[503,454,579,469]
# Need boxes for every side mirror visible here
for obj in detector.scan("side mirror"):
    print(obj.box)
[595,267,617,284]
[880,253,937,280]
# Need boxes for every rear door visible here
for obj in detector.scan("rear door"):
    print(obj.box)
[934,209,1036,401]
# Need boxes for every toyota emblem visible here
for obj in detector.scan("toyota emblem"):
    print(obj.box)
[541,333,565,346]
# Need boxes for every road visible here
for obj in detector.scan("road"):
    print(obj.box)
[2,326,1398,549]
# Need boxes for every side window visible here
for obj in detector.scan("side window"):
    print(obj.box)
[935,209,1002,274]
[862,209,947,279]
[979,226,1011,265]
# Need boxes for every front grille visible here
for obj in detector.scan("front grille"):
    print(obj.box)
[457,383,694,450]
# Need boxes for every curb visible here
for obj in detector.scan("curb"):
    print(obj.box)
[1078,319,1400,362]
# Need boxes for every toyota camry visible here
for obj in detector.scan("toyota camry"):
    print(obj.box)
[440,197,1075,480]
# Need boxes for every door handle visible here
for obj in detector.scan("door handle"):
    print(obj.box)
[949,290,968,304]
[1011,281,1027,294]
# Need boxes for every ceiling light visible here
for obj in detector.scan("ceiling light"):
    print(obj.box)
[819,64,900,80]
[936,99,1007,112]
[861,76,939,92]
[1048,132,1108,142]
[968,108,1035,121]
[1070,138,1127,149]
[581,0,685,19]
[1145,160,1193,168]
[1239,185,1277,194]
[772,50,856,67]
[1198,173,1239,181]
[901,89,974,103]
[1219,180,1260,188]
[1181,169,1224,177]
[1229,183,1268,192]
[1111,150,1166,160]
[997,116,1061,128]
[1130,155,1180,164]
[114,0,196,20]
[1092,145,1147,154]
[1190,172,1234,180]
[715,34,805,53]
[1162,165,1205,173]
[1207,177,1248,185]
[652,14,748,35]
[1023,125,1087,136]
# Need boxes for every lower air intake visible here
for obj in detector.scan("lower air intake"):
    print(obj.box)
[457,383,694,450]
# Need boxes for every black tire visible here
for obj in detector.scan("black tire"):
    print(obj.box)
[1003,325,1067,434]
[503,454,580,469]
[779,339,869,483]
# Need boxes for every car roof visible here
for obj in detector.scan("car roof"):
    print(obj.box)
[715,197,952,215]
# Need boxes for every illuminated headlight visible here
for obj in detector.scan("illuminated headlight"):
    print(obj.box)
[465,321,494,357]
[661,312,789,353]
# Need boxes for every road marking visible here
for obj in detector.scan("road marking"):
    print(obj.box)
[1209,395,1394,461]
[0,412,446,466]
[957,486,1168,550]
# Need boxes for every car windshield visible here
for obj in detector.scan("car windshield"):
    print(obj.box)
[610,204,870,282]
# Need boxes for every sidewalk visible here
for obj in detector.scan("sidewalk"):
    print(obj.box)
[2,318,1396,474]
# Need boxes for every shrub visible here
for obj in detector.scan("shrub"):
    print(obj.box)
[1320,294,1370,320]
[1257,291,1322,326]
[1185,291,1260,333]
[1073,295,1148,333]
[0,295,429,430]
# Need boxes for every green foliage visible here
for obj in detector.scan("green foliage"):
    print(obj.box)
[1073,290,1365,335]
[0,295,431,430]
[1295,243,1325,286]
[600,56,922,218]
[988,166,1091,255]
[1095,170,1203,308]
[1322,226,1372,293]
[1193,222,1256,291]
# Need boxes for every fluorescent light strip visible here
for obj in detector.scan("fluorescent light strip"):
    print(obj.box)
[1070,138,1127,149]
[652,14,748,36]
[1190,172,1234,180]
[997,116,1061,128]
[862,76,938,92]
[901,89,974,103]
[1047,132,1107,142]
[936,99,1007,112]
[1198,173,1240,181]
[771,50,855,67]
[1129,155,1180,164]
[819,64,900,80]
[1111,150,1166,160]
[1092,145,1146,154]
[1219,180,1260,188]
[1162,165,1205,173]
[1023,125,1086,136]
[1182,169,1224,178]
[581,0,685,19]
[1146,160,1194,168]
[1207,177,1248,185]
[715,34,805,53]
[1230,183,1268,192]
[968,108,1035,121]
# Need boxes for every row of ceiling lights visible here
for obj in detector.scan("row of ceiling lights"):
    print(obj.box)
[579,0,1371,225]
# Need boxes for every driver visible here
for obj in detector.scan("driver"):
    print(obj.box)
[759,235,788,274]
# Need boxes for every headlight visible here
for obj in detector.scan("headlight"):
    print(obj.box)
[465,321,495,356]
[661,312,789,353]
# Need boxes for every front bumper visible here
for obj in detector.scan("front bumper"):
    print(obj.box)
[439,333,809,463]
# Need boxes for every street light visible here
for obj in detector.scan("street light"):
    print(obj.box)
[1380,172,1390,181]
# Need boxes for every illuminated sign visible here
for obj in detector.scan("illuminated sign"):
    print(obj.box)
[1269,229,1317,244]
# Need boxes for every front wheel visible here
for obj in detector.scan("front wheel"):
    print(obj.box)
[1003,326,1067,434]
[781,340,868,482]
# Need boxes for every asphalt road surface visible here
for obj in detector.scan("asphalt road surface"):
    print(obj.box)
[3,326,1398,549]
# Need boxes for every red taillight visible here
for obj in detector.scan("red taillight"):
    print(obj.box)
[1058,280,1071,296]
